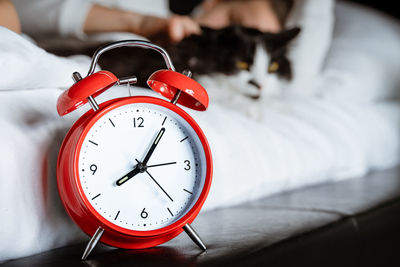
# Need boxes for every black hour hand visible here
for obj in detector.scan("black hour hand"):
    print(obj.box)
[116,166,141,186]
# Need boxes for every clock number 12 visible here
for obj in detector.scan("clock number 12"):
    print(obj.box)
[133,117,144,128]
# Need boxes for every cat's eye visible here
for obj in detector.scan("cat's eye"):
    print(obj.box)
[268,62,279,73]
[236,61,249,70]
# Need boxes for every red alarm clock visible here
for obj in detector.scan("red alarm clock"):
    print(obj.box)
[56,40,213,260]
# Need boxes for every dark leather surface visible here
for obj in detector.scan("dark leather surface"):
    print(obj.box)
[357,200,400,267]
[2,167,400,267]
[245,167,400,215]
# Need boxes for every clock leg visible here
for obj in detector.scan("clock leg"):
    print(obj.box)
[81,226,104,260]
[183,224,207,251]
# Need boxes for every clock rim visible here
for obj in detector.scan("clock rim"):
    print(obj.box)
[73,96,213,237]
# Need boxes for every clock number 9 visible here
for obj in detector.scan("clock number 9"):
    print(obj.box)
[133,117,144,128]
[141,208,148,219]
[184,160,191,171]
[90,164,97,175]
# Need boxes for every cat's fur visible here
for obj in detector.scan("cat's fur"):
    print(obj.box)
[47,25,300,98]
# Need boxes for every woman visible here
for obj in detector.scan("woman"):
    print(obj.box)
[9,0,288,43]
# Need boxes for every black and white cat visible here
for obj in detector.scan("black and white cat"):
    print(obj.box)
[47,25,300,99]
[178,26,300,99]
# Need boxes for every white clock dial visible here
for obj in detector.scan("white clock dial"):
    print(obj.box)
[78,102,207,231]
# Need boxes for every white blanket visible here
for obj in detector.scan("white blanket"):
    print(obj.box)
[1,1,400,262]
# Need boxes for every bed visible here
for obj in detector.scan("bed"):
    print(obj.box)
[1,0,400,263]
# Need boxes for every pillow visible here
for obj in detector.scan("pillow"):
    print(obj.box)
[317,1,400,101]
[284,0,335,95]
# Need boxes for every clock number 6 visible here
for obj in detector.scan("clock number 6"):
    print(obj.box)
[90,164,97,175]
[133,117,144,128]
[141,208,148,219]
[184,160,191,171]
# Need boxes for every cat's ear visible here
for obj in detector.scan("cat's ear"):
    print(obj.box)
[263,27,301,49]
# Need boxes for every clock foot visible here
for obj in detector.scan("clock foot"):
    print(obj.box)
[81,227,104,260]
[183,224,206,251]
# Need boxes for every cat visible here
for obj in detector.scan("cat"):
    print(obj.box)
[175,26,300,99]
[47,25,300,99]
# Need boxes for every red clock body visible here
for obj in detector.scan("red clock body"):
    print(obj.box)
[57,96,213,249]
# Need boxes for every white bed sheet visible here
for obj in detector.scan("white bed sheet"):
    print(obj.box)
[1,83,399,262]
[1,1,400,262]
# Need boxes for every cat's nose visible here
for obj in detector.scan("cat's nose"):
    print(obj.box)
[247,79,262,99]
[248,79,262,90]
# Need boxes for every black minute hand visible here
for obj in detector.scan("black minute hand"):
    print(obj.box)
[142,127,165,166]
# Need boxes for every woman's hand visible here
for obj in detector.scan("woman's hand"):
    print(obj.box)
[136,15,202,43]
[84,4,201,43]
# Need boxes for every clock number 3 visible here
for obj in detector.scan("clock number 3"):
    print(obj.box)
[133,117,144,128]
[184,160,191,171]
[90,164,97,175]
[141,208,148,219]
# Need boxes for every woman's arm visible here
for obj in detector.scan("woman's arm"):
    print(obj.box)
[0,0,21,33]
[83,4,201,43]
[13,0,200,43]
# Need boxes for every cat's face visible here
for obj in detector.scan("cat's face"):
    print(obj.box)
[223,43,279,98]
[171,26,300,98]
[201,44,281,99]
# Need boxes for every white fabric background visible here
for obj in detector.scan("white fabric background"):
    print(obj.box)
[285,0,335,95]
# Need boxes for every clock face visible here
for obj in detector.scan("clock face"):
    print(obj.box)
[77,102,207,231]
